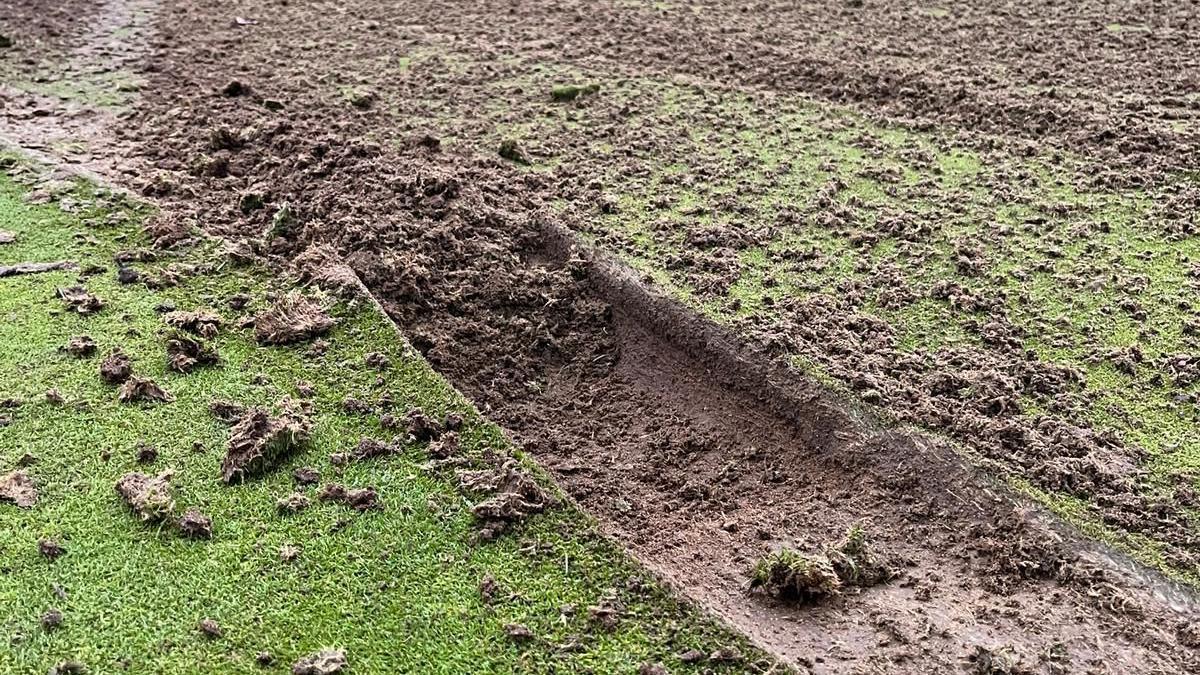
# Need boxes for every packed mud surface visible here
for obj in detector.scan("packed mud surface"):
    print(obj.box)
[5,0,1200,672]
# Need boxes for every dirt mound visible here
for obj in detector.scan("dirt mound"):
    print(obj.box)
[456,459,555,540]
[0,470,37,508]
[99,349,132,384]
[291,649,347,675]
[253,293,334,345]
[221,400,312,483]
[115,471,174,521]
[56,285,103,314]
[118,376,173,404]
[166,333,218,373]
[164,309,222,338]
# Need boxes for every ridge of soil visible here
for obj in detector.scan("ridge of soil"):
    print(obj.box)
[4,0,1200,671]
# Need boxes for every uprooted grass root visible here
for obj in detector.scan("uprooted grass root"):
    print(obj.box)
[750,525,895,602]
[221,399,312,483]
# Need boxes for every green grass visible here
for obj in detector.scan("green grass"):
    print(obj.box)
[0,162,768,674]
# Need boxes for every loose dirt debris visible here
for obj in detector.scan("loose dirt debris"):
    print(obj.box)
[291,648,348,675]
[0,260,75,277]
[118,376,174,404]
[99,349,132,384]
[41,609,64,632]
[221,400,311,483]
[456,459,554,540]
[163,309,222,338]
[115,471,174,521]
[316,483,382,511]
[276,492,310,514]
[178,509,213,539]
[166,333,218,373]
[0,230,15,244]
[63,335,97,357]
[0,469,37,508]
[56,285,103,314]
[208,399,247,425]
[252,292,334,345]
[197,618,222,638]
[38,539,65,561]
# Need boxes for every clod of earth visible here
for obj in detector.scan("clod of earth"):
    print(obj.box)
[44,388,65,404]
[291,244,362,298]
[550,83,601,102]
[277,492,310,514]
[41,609,64,632]
[638,663,668,675]
[587,596,625,631]
[504,623,535,642]
[163,309,222,338]
[178,509,213,539]
[280,544,301,562]
[116,471,175,521]
[198,618,222,638]
[346,88,377,109]
[291,648,348,675]
[0,470,37,508]
[750,549,842,601]
[497,139,529,165]
[293,466,320,485]
[118,376,174,404]
[968,645,1030,674]
[0,260,75,277]
[317,483,382,511]
[47,661,87,675]
[405,408,441,442]
[135,442,158,464]
[99,350,132,384]
[253,292,335,345]
[64,335,97,357]
[56,286,104,314]
[256,652,276,667]
[221,400,312,483]
[363,352,389,370]
[456,459,553,540]
[166,333,219,373]
[824,525,896,588]
[209,399,247,424]
[221,80,247,97]
[116,266,139,285]
[0,229,15,243]
[38,539,65,560]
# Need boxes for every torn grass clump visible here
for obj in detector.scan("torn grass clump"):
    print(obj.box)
[221,399,312,483]
[551,83,601,102]
[750,525,894,602]
[253,292,335,345]
[115,471,175,521]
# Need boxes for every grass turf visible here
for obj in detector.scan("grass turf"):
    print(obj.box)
[0,160,766,674]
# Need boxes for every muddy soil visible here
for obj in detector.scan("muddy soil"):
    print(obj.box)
[4,0,1200,672]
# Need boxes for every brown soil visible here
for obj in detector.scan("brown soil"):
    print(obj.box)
[221,401,311,483]
[5,0,1200,672]
[98,349,132,384]
[115,470,174,521]
[0,260,74,277]
[0,469,37,508]
[117,375,173,403]
[56,285,103,314]
[252,293,334,346]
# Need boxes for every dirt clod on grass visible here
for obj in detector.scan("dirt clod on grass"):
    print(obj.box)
[57,285,104,314]
[0,469,37,508]
[118,376,174,404]
[63,335,97,357]
[38,538,64,561]
[638,663,668,675]
[317,483,382,511]
[221,400,312,483]
[252,292,334,345]
[277,492,310,514]
[115,471,175,521]
[750,549,843,602]
[99,350,132,384]
[457,459,553,540]
[291,648,348,675]
[164,309,222,338]
[0,229,14,244]
[0,260,75,277]
[178,509,213,539]
[47,660,87,675]
[208,399,247,424]
[198,618,222,638]
[134,442,158,464]
[166,333,219,373]
[293,466,319,485]
[405,408,441,442]
[41,609,64,632]
[504,623,535,642]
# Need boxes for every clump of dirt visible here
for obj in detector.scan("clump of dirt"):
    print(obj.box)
[293,466,320,486]
[749,549,842,602]
[292,648,347,675]
[968,645,1033,674]
[972,511,1075,591]
[47,660,87,675]
[57,286,104,314]
[41,609,64,632]
[253,292,334,345]
[405,408,441,442]
[164,309,222,338]
[63,335,97,357]
[166,333,219,373]
[317,483,382,511]
[277,492,310,514]
[291,244,362,297]
[118,376,174,404]
[750,525,895,602]
[456,459,554,540]
[0,261,75,277]
[343,437,396,463]
[208,400,247,424]
[198,618,222,638]
[99,350,133,384]
[134,442,158,464]
[363,352,389,370]
[0,230,14,244]
[38,539,65,561]
[115,471,175,521]
[221,399,312,483]
[0,470,37,508]
[551,83,601,102]
[178,509,213,539]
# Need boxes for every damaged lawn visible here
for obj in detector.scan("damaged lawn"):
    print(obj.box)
[0,163,767,673]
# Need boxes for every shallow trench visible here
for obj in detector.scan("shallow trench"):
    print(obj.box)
[361,220,1200,673]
